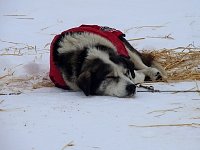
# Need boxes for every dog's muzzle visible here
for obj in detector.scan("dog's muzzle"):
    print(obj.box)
[126,84,136,96]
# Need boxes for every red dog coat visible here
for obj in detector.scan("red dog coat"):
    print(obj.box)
[49,25,129,89]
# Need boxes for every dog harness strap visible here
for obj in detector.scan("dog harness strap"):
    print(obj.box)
[50,24,129,89]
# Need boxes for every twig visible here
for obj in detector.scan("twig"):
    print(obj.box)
[3,14,27,17]
[136,84,156,92]
[44,43,50,48]
[137,90,200,93]
[0,107,22,112]
[0,71,14,79]
[146,34,174,40]
[160,45,200,51]
[40,25,55,31]
[61,141,74,150]
[195,80,200,95]
[192,99,200,100]
[0,53,23,56]
[16,18,34,20]
[0,92,22,95]
[190,117,200,120]
[0,100,5,104]
[137,84,200,93]
[147,107,183,114]
[135,25,165,29]
[129,123,200,128]
[128,38,146,41]
[0,39,24,45]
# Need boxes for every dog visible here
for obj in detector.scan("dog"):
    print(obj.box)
[51,26,166,97]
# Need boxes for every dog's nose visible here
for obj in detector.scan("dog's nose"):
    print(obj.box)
[126,84,136,95]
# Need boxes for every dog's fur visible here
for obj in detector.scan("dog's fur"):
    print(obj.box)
[53,32,166,97]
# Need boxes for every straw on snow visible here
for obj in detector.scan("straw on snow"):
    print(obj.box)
[142,45,200,81]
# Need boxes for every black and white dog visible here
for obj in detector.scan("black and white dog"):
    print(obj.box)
[53,32,166,97]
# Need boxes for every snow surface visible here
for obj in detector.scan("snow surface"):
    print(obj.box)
[0,0,200,150]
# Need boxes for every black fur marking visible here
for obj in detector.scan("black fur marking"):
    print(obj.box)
[119,36,154,67]
[156,72,162,80]
[77,71,91,96]
[52,36,63,64]
[75,48,88,77]
[52,33,77,90]
[144,76,151,81]
[54,48,88,81]
[90,59,111,95]
[119,36,141,57]
[56,52,74,79]
[95,44,116,56]
[78,58,111,95]
[126,84,136,95]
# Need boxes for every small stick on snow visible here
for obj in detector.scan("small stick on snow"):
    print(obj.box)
[0,92,22,96]
[61,141,74,150]
[136,84,159,92]
[129,123,200,128]
[136,84,200,93]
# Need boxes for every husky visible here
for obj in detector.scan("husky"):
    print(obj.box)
[52,30,166,97]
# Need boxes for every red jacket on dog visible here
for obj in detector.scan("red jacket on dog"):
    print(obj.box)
[49,25,129,89]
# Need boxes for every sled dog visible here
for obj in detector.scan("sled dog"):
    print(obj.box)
[52,29,166,97]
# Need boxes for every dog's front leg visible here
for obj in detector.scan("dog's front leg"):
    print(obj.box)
[132,70,146,84]
[127,49,162,81]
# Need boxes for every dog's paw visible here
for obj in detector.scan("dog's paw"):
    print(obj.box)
[146,68,163,81]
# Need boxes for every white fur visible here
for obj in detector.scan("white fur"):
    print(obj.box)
[58,32,117,54]
[133,71,145,84]
[137,68,161,81]
[100,78,133,97]
[86,47,110,64]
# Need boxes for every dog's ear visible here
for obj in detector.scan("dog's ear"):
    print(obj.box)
[77,71,91,96]
[120,57,136,78]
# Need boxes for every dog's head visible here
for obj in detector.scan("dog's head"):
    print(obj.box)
[77,56,136,97]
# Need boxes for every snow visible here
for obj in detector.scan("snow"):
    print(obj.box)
[1,85,200,150]
[0,0,200,150]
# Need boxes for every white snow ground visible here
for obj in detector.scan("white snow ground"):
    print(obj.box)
[0,0,200,150]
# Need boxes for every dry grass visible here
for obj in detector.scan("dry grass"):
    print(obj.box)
[0,73,54,94]
[32,78,54,89]
[142,44,200,81]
